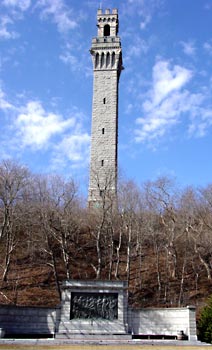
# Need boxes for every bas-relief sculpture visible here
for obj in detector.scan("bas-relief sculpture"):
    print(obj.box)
[70,292,118,320]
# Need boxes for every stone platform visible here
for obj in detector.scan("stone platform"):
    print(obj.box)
[0,338,210,348]
[56,280,129,339]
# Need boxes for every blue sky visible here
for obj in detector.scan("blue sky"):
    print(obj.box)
[1,0,212,194]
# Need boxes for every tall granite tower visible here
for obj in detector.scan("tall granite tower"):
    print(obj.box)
[88,8,123,205]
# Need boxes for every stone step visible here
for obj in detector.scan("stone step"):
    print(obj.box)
[56,333,132,340]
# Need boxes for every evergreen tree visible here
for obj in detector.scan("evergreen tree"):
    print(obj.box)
[198,295,212,343]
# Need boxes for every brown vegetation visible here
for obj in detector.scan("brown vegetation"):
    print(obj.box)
[0,159,212,313]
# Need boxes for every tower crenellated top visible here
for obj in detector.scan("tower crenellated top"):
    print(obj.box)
[97,8,118,15]
[96,8,119,37]
[90,8,123,75]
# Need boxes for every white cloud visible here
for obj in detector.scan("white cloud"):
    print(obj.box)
[36,0,77,33]
[0,87,90,170]
[135,59,212,144]
[123,0,164,30]
[126,37,149,62]
[60,52,79,67]
[180,41,196,56]
[204,40,212,55]
[188,107,212,137]
[16,100,74,149]
[140,14,151,30]
[59,40,91,74]
[133,40,149,55]
[148,60,193,107]
[0,16,17,39]
[0,0,31,40]
[135,60,194,143]
[0,87,13,110]
[53,133,90,169]
[2,0,31,11]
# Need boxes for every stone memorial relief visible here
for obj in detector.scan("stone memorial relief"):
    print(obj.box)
[70,292,118,320]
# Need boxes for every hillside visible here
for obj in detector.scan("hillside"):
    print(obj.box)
[0,229,212,315]
[1,160,212,316]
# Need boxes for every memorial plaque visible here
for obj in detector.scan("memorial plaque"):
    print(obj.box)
[70,292,118,320]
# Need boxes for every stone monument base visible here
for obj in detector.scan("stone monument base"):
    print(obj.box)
[56,280,129,339]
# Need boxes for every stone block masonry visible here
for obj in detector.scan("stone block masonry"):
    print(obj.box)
[88,8,123,205]
[0,281,197,341]
[56,280,129,338]
[129,306,197,340]
[0,305,58,336]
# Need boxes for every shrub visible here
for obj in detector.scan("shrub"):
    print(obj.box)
[198,295,212,343]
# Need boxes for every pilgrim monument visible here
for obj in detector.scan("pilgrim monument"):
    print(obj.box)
[0,9,197,341]
[88,8,123,205]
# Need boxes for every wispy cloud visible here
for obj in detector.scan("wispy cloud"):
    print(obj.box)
[140,14,151,29]
[0,0,78,40]
[59,50,84,72]
[135,59,212,144]
[0,87,13,109]
[124,37,149,65]
[0,15,18,39]
[120,0,163,72]
[36,0,77,34]
[122,0,164,30]
[180,40,196,56]
[59,39,91,76]
[188,105,212,137]
[0,0,31,40]
[2,0,31,11]
[52,133,90,171]
[203,40,212,55]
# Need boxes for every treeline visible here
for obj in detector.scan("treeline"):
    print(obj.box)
[0,159,212,308]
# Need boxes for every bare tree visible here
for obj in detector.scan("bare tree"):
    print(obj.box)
[87,168,118,279]
[118,180,142,284]
[29,174,80,298]
[0,160,30,281]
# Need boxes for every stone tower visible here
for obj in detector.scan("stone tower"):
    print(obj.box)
[88,8,123,206]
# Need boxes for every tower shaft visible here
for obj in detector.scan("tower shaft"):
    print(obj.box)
[88,8,123,206]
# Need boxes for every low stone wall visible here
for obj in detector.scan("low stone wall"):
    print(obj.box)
[0,280,197,341]
[0,305,58,336]
[128,306,197,341]
[0,304,197,340]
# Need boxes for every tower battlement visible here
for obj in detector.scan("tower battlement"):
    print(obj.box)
[97,8,118,15]
[96,8,119,37]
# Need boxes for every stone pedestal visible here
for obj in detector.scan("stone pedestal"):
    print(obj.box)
[56,280,129,338]
[187,305,197,341]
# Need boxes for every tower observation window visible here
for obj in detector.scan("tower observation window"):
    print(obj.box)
[104,24,110,36]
